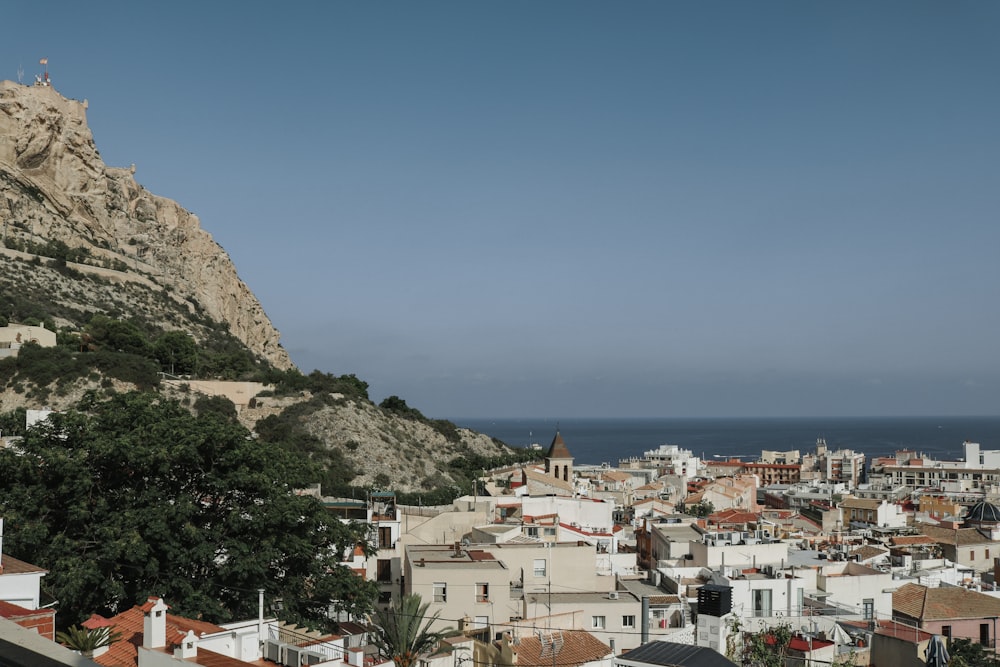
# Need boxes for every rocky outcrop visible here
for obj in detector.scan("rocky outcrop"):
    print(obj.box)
[0,80,291,369]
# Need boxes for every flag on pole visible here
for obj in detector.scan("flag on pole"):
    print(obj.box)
[39,58,48,65]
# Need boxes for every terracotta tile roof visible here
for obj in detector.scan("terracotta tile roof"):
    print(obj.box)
[708,509,758,525]
[893,582,1000,622]
[890,535,938,546]
[602,471,632,483]
[920,524,994,546]
[513,630,610,667]
[709,461,744,468]
[851,545,888,561]
[647,595,682,605]
[0,554,47,574]
[191,648,259,666]
[841,497,882,510]
[83,613,117,629]
[522,467,574,494]
[0,600,36,617]
[92,600,228,667]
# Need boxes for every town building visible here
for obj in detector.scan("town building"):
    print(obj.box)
[892,583,1000,650]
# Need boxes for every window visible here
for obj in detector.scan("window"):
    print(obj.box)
[533,559,547,577]
[752,589,772,617]
[378,526,393,549]
[526,527,539,538]
[477,583,489,603]
[377,559,392,583]
[433,582,447,603]
[474,616,489,630]
[863,599,874,621]
[982,623,991,646]
[622,615,636,629]
[971,550,976,560]
[544,527,557,536]
[592,616,606,630]
[943,626,952,646]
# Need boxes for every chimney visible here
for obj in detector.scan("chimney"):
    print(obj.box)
[142,597,169,649]
[348,647,365,667]
[174,630,197,659]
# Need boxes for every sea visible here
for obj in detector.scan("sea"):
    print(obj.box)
[453,416,1000,467]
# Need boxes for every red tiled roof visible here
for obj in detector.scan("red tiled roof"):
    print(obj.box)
[0,600,52,622]
[893,582,1000,622]
[191,648,259,666]
[890,535,937,546]
[513,630,610,667]
[920,524,995,546]
[0,554,47,575]
[93,601,228,667]
[83,614,116,629]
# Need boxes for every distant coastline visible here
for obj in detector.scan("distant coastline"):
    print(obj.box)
[454,416,1000,467]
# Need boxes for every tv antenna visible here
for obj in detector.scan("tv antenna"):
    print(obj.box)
[17,63,23,84]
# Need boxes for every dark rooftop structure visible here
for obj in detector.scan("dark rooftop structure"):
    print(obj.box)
[965,500,1000,527]
[616,641,739,667]
[547,431,573,460]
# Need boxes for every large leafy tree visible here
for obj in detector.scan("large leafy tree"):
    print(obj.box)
[0,392,376,630]
[371,594,459,667]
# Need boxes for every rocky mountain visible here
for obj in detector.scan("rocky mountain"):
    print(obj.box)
[0,80,527,495]
[0,80,289,368]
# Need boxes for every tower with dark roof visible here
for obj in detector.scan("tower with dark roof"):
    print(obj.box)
[545,431,574,483]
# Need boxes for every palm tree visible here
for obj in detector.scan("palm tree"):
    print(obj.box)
[371,594,459,667]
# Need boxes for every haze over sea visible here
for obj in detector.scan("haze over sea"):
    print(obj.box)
[455,417,1000,468]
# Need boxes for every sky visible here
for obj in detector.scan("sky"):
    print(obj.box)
[3,2,1000,419]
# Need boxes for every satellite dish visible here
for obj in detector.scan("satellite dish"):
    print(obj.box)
[461,537,471,547]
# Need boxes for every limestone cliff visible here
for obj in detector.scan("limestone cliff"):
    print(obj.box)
[0,80,291,369]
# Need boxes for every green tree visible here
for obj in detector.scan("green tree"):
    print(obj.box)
[680,500,714,517]
[379,395,424,420]
[371,594,459,667]
[153,330,198,375]
[949,638,996,667]
[85,315,150,356]
[727,618,792,667]
[193,393,238,422]
[0,392,377,631]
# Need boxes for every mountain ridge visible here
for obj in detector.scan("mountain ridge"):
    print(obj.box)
[0,80,532,495]
[0,79,290,369]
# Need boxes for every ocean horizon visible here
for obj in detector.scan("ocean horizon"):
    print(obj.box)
[453,416,1000,468]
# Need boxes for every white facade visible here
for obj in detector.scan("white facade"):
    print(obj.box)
[687,535,790,569]
[708,570,808,620]
[520,496,616,535]
[621,444,701,477]
[816,562,893,621]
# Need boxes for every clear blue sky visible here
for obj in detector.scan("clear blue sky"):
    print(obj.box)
[5,2,999,418]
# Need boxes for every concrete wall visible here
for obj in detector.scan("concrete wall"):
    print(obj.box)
[688,539,790,568]
[478,542,607,594]
[161,380,270,409]
[405,553,513,634]
[817,563,893,619]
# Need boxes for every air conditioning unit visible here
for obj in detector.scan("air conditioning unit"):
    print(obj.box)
[302,651,326,665]
[285,646,305,666]
[263,639,284,664]
[609,591,619,600]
